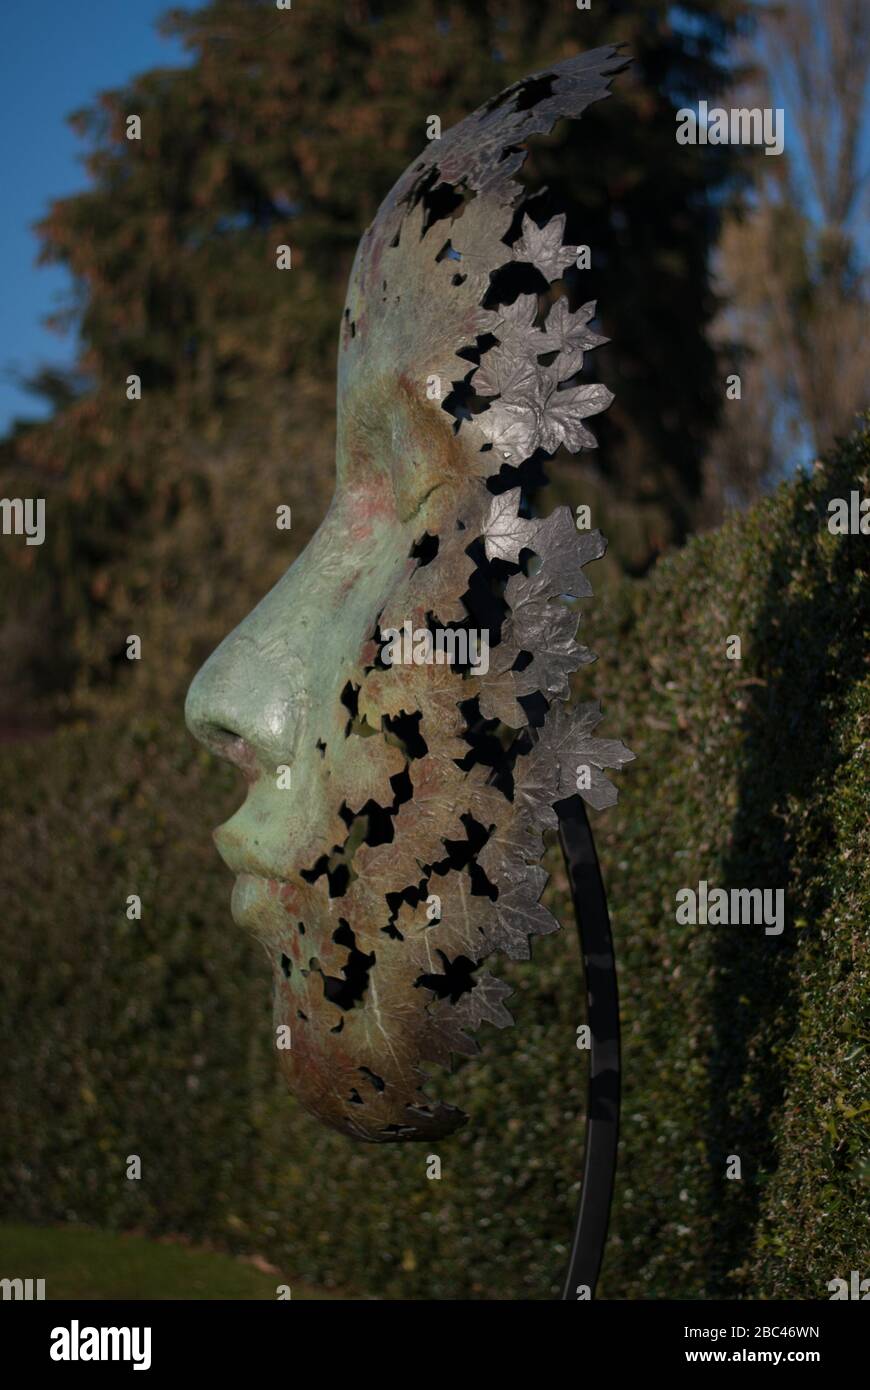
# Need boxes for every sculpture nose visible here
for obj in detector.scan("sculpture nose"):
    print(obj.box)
[185,626,309,775]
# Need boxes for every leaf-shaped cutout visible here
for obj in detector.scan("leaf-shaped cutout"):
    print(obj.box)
[397,871,496,963]
[353,753,475,892]
[379,526,476,630]
[445,195,514,295]
[358,661,467,759]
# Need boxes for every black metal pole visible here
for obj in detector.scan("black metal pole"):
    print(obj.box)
[558,795,621,1300]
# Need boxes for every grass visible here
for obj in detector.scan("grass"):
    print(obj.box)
[0,1224,343,1300]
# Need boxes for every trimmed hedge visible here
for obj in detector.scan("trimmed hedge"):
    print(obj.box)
[1,427,867,1299]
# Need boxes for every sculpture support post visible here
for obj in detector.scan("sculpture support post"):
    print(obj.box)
[559,798,621,1300]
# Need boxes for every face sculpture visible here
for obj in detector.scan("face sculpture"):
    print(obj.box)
[185,45,633,1142]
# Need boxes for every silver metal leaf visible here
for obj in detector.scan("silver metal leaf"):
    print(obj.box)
[472,343,539,400]
[512,212,579,282]
[527,509,607,598]
[482,487,540,563]
[537,380,614,454]
[486,879,560,960]
[536,700,636,810]
[539,297,609,376]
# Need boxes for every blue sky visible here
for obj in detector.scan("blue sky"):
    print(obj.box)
[2,4,863,441]
[0,1,190,433]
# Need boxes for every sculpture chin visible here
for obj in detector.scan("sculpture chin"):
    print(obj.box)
[270,940,469,1143]
[230,873,295,945]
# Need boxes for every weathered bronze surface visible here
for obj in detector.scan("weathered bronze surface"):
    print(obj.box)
[186,45,633,1141]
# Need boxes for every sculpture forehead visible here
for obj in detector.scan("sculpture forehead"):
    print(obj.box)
[337,45,626,427]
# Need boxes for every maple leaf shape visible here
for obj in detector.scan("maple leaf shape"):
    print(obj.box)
[462,764,513,831]
[539,297,609,377]
[504,568,563,637]
[478,813,547,882]
[441,195,514,295]
[536,378,614,454]
[372,482,489,631]
[476,665,528,727]
[357,664,467,762]
[474,394,541,464]
[475,599,590,711]
[341,734,407,817]
[472,343,538,400]
[475,365,612,465]
[486,873,559,961]
[490,293,539,346]
[397,870,497,963]
[452,970,514,1030]
[515,645,595,701]
[421,971,514,1065]
[507,600,592,701]
[511,735,562,835]
[379,531,476,629]
[503,565,550,614]
[536,699,635,810]
[512,212,579,281]
[529,508,607,598]
[481,487,540,563]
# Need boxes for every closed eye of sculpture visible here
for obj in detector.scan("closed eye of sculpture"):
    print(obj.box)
[185,44,634,1143]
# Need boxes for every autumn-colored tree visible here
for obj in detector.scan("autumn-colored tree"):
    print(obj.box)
[706,0,869,509]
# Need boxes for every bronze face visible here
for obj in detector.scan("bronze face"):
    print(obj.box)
[185,46,633,1141]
